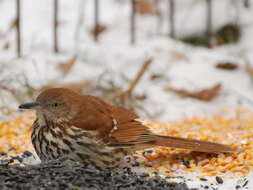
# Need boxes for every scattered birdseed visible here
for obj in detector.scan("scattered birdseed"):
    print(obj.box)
[215,176,223,184]
[0,157,194,190]
[200,178,208,181]
[243,180,249,187]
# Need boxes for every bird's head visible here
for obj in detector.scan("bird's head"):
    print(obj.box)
[19,88,79,124]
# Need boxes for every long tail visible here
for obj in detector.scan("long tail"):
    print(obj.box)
[153,135,235,153]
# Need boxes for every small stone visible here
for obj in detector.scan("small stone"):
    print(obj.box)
[200,178,208,181]
[216,176,223,184]
[236,185,241,189]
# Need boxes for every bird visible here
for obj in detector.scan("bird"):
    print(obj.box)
[19,88,235,170]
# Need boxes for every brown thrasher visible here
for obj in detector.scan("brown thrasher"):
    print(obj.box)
[19,88,235,169]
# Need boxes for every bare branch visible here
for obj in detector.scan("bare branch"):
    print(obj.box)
[94,0,99,41]
[206,0,213,47]
[169,0,175,38]
[53,0,59,53]
[130,0,136,44]
[16,0,21,57]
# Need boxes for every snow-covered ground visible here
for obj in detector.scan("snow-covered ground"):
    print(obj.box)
[1,0,253,189]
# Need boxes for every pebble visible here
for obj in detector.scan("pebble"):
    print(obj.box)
[0,157,194,190]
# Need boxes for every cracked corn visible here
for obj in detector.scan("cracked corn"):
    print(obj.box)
[1,109,253,177]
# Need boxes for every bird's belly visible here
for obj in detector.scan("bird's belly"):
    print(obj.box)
[32,124,128,169]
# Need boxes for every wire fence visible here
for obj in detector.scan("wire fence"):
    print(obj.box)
[13,0,249,57]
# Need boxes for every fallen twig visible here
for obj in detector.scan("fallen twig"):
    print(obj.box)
[106,58,152,101]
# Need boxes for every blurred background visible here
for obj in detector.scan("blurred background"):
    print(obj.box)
[0,0,252,121]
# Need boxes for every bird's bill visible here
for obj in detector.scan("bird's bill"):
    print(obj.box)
[18,102,39,109]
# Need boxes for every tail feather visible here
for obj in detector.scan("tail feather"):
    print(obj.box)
[154,135,235,153]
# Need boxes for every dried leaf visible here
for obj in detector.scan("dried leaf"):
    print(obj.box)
[3,41,10,50]
[165,84,221,102]
[150,73,164,80]
[135,0,157,15]
[90,24,107,39]
[58,56,77,76]
[135,94,147,100]
[10,18,18,29]
[216,62,238,70]
[169,51,189,62]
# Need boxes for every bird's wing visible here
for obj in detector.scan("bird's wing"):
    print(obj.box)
[69,95,152,143]
[107,105,156,145]
[70,95,235,153]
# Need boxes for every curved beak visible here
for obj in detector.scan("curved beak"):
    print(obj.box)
[18,102,39,109]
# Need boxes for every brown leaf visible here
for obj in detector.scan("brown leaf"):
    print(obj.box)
[216,62,238,70]
[10,18,18,29]
[3,41,10,50]
[165,84,221,102]
[169,51,189,62]
[58,56,77,76]
[135,0,157,15]
[150,73,164,80]
[90,24,107,39]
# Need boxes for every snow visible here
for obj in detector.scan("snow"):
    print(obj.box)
[1,0,253,189]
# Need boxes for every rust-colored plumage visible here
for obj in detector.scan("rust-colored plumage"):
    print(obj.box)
[19,88,235,169]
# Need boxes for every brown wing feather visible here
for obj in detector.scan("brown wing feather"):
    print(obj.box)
[109,120,153,143]
[69,95,113,135]
[70,95,143,143]
[110,105,138,124]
